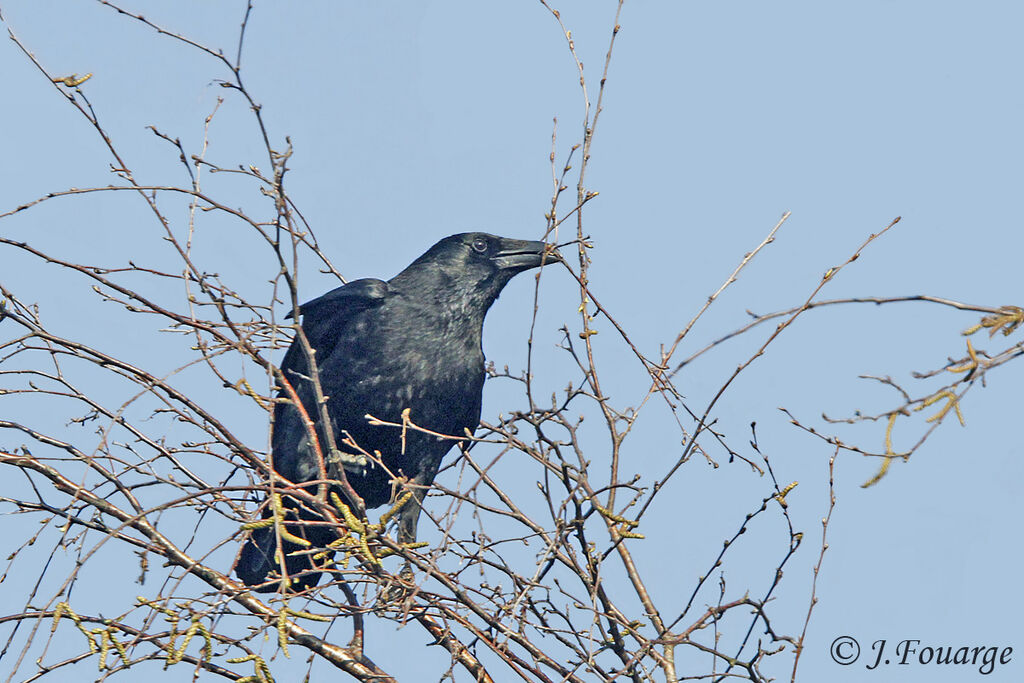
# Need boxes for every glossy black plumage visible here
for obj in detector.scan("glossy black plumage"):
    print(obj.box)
[236,233,555,592]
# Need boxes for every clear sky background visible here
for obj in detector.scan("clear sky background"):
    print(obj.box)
[2,2,1022,682]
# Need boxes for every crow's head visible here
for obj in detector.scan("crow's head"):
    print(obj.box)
[392,233,559,313]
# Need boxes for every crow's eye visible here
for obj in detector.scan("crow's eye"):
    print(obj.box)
[471,237,489,254]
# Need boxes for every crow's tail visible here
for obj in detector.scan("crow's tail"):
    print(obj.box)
[235,505,336,593]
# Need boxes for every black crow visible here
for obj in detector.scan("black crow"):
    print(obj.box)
[236,233,556,592]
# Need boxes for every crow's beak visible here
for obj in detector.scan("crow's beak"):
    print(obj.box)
[492,239,561,271]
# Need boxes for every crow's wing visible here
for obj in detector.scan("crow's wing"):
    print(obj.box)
[280,278,389,372]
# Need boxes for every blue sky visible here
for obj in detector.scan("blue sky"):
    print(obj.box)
[2,2,1021,681]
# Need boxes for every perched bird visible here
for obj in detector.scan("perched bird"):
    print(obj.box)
[236,233,557,592]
